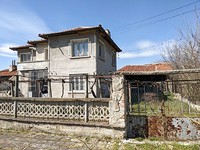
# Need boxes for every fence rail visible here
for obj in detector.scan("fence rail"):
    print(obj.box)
[0,97,110,123]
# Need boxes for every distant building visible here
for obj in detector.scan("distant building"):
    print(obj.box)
[0,61,17,97]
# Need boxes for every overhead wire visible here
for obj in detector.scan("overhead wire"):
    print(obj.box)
[113,8,200,34]
[119,39,182,54]
[112,0,200,31]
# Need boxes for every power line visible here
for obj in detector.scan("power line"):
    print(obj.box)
[113,8,200,34]
[113,0,200,31]
[120,39,182,54]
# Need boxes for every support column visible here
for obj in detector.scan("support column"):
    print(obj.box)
[109,74,127,128]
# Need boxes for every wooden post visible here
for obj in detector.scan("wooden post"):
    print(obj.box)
[71,82,74,98]
[84,102,88,122]
[14,75,19,97]
[14,100,17,118]
[128,82,132,113]
[85,74,89,98]
[48,79,52,97]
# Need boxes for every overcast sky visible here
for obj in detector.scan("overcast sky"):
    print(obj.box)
[0,0,199,70]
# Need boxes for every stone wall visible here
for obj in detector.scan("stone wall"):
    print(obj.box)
[110,75,127,130]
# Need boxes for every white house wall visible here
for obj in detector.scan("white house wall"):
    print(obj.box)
[17,44,48,97]
[49,33,97,98]
[35,43,48,61]
[96,35,116,74]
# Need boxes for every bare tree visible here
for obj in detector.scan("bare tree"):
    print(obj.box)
[162,12,200,104]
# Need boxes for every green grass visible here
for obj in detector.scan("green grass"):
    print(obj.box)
[130,93,200,117]
[122,143,200,150]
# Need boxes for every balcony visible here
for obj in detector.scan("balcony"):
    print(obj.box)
[17,60,48,71]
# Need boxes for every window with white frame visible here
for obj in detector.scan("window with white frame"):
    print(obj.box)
[99,41,105,59]
[69,74,85,91]
[20,53,31,62]
[71,39,88,57]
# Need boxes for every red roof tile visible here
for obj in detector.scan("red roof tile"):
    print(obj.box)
[118,63,172,72]
[0,69,17,77]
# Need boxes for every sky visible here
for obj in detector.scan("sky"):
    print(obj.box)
[0,0,199,70]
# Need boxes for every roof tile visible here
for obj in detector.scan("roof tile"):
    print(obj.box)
[0,69,17,77]
[118,63,172,72]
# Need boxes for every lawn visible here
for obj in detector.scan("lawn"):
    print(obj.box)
[130,93,200,117]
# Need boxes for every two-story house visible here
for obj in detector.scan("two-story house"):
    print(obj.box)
[10,25,122,98]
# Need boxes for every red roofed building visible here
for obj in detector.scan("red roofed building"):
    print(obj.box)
[0,63,17,96]
[118,63,172,72]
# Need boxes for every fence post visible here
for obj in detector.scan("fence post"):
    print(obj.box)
[84,102,88,122]
[14,100,17,118]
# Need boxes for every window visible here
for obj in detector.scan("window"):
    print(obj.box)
[20,53,31,62]
[72,40,88,57]
[28,70,48,92]
[112,52,116,66]
[69,74,85,91]
[99,41,105,59]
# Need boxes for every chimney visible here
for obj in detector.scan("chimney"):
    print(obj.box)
[9,60,17,72]
[105,29,111,37]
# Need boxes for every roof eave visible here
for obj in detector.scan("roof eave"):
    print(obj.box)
[27,39,48,45]
[10,45,34,51]
[38,27,100,39]
[38,26,122,52]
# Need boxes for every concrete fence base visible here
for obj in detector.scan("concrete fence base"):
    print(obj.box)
[0,118,125,138]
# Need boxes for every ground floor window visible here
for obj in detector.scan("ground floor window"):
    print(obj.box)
[28,69,48,94]
[69,74,85,91]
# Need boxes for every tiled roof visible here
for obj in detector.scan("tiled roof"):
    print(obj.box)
[118,63,172,72]
[39,26,99,38]
[10,44,34,50]
[27,39,48,45]
[39,25,122,52]
[0,69,17,77]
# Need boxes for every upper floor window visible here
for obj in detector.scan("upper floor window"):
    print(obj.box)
[20,53,31,62]
[112,52,116,67]
[72,40,88,57]
[99,41,105,60]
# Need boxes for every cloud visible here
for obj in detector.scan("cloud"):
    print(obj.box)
[135,40,155,49]
[0,43,17,58]
[119,40,174,59]
[119,50,157,59]
[0,2,51,42]
[0,1,51,60]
